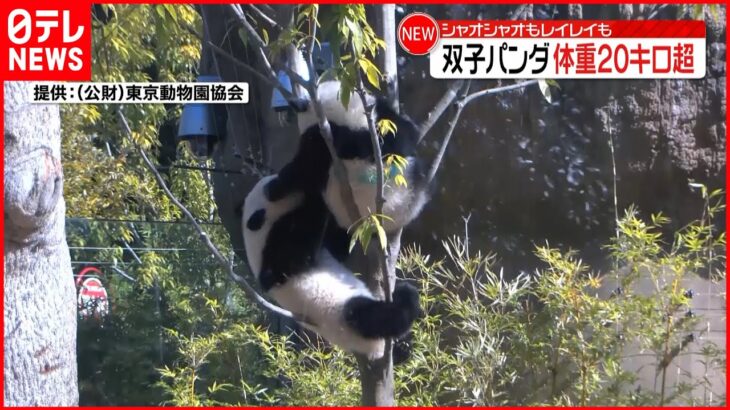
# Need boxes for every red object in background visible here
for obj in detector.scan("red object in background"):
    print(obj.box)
[0,2,91,80]
[398,12,440,55]
[76,267,110,320]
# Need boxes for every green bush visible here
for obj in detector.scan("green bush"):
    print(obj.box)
[158,189,725,406]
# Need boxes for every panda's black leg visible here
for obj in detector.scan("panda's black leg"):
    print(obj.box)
[343,282,421,339]
[264,158,306,201]
[258,267,288,292]
[263,176,290,201]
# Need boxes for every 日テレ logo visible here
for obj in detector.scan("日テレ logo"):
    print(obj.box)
[1,3,91,80]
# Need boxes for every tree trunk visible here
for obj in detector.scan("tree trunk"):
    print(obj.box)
[4,82,78,406]
[356,6,401,406]
[355,230,402,406]
[374,4,399,107]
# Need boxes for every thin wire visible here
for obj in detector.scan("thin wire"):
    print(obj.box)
[71,260,243,267]
[70,246,192,251]
[69,246,247,252]
[67,216,223,226]
[157,164,243,175]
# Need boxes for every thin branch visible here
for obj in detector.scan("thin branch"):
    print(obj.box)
[416,6,532,143]
[227,4,311,106]
[425,79,540,185]
[355,73,391,302]
[305,7,317,64]
[227,3,361,226]
[425,81,471,184]
[356,89,385,217]
[462,79,539,106]
[245,4,283,32]
[417,80,464,142]
[207,38,310,113]
[207,41,295,99]
[228,5,290,88]
[116,107,304,323]
[307,96,362,224]
[280,61,312,88]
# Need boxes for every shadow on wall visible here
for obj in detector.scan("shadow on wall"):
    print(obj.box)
[397,4,726,278]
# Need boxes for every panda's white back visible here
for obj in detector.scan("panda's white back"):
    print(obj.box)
[268,249,385,358]
[297,81,373,133]
[323,159,428,233]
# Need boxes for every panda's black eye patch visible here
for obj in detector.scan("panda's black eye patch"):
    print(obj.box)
[247,209,266,231]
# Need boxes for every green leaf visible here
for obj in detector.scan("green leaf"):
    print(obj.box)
[238,28,249,48]
[375,219,387,250]
[358,58,381,89]
[544,79,561,90]
[538,80,553,103]
[377,119,397,137]
[163,4,178,23]
[348,234,358,254]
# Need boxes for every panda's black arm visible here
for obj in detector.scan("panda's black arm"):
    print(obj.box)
[265,128,333,201]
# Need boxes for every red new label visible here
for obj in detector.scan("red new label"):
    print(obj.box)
[1,2,91,80]
[398,12,440,56]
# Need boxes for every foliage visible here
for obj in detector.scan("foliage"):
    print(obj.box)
[65,3,726,406]
[348,213,391,253]
[154,193,725,406]
[156,298,273,406]
[63,5,264,405]
[268,4,385,106]
[63,4,206,224]
[383,153,409,188]
[391,191,725,406]
[157,293,361,406]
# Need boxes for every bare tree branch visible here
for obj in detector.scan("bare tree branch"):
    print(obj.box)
[424,79,539,185]
[355,74,391,303]
[116,107,306,323]
[425,81,471,184]
[417,80,464,142]
[462,79,539,106]
[224,3,362,234]
[207,41,296,100]
[417,7,533,144]
[245,4,283,32]
[228,5,298,89]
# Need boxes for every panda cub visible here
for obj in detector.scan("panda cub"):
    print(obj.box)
[264,81,430,233]
[243,175,421,359]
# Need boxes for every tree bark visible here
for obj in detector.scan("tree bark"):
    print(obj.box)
[354,6,401,406]
[374,4,399,107]
[355,230,402,406]
[3,82,78,406]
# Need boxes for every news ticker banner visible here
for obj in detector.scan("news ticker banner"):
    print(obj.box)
[33,82,250,104]
[1,4,707,95]
[398,13,707,79]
